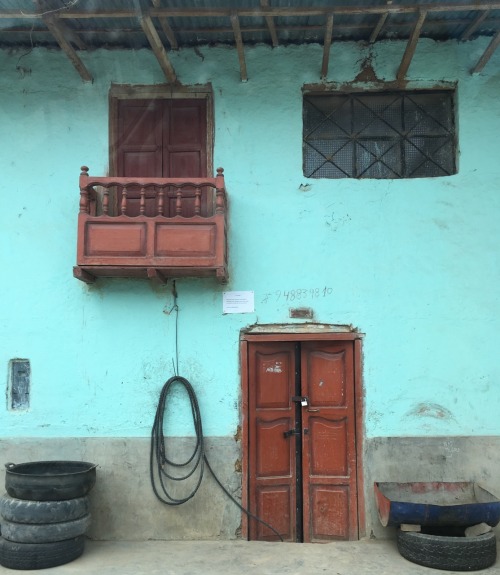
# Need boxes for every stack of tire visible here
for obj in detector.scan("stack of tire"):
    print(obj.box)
[0,496,90,570]
[0,461,96,571]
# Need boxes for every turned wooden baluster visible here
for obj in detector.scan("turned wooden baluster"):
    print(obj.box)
[175,187,182,215]
[157,187,164,216]
[102,186,109,215]
[121,185,128,215]
[194,186,201,215]
[79,166,90,214]
[140,187,146,215]
[215,167,225,214]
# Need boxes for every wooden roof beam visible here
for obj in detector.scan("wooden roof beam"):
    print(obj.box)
[150,0,178,49]
[230,13,248,82]
[139,12,177,83]
[42,16,92,82]
[370,12,389,43]
[461,9,490,41]
[396,9,427,81]
[471,29,500,73]
[260,0,279,47]
[7,4,500,21]
[321,13,334,79]
[157,17,178,50]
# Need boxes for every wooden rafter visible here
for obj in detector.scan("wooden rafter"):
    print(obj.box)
[3,3,500,26]
[396,9,427,81]
[461,9,490,41]
[260,0,279,47]
[471,29,500,73]
[150,0,178,49]
[370,12,389,43]
[139,13,177,83]
[321,14,334,79]
[42,14,92,82]
[230,13,248,82]
[5,18,500,38]
[11,3,500,20]
[157,17,178,50]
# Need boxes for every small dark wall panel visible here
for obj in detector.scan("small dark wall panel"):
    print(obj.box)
[10,359,30,410]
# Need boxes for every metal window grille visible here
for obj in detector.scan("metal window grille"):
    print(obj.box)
[303,90,457,179]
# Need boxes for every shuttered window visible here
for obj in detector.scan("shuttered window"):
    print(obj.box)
[303,90,457,179]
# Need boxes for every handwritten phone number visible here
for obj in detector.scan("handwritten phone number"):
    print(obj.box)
[261,287,333,304]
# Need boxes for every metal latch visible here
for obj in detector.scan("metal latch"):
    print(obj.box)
[292,396,308,406]
[283,429,301,438]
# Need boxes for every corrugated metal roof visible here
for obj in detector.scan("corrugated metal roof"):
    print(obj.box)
[2,1,500,49]
[2,1,500,81]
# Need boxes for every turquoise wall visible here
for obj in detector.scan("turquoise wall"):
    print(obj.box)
[1,38,499,439]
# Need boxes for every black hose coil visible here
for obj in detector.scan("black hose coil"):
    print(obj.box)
[150,375,283,540]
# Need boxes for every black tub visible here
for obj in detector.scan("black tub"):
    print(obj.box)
[5,461,97,501]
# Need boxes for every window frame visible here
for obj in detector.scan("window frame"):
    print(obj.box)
[108,83,214,178]
[302,87,458,180]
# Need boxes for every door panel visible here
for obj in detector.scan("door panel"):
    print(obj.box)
[301,341,357,542]
[248,343,297,542]
[247,339,358,543]
[115,98,207,217]
[308,416,348,475]
[255,486,293,541]
[310,486,349,540]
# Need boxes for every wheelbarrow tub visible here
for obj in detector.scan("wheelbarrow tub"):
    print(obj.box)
[374,481,500,528]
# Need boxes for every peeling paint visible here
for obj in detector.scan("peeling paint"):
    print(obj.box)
[406,403,455,420]
[233,425,242,442]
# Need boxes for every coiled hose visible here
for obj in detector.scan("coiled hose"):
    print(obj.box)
[150,375,283,540]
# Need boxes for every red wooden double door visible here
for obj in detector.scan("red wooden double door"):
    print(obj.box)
[114,98,208,217]
[246,339,360,542]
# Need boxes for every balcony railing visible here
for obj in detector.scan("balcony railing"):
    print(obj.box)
[73,166,228,283]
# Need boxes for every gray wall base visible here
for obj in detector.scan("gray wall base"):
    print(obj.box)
[0,437,241,541]
[1,436,499,541]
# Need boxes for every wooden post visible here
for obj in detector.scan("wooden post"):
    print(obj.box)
[215,167,225,215]
[79,166,90,214]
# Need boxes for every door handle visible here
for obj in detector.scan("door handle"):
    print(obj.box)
[307,408,319,412]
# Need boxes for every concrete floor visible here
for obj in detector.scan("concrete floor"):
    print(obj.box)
[0,538,498,575]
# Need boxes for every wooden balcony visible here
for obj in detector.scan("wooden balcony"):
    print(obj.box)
[73,167,228,284]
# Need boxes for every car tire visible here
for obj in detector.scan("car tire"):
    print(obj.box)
[397,528,497,571]
[0,494,90,524]
[0,535,85,570]
[0,514,91,544]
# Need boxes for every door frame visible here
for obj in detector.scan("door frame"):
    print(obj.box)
[108,83,214,177]
[240,329,365,540]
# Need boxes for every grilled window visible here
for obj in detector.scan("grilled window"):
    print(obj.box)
[303,90,457,179]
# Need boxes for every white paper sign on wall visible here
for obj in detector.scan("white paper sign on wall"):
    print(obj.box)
[222,291,255,314]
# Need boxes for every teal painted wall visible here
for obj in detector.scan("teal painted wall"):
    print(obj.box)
[1,39,499,439]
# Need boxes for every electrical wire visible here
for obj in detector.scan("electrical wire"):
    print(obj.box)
[150,283,283,540]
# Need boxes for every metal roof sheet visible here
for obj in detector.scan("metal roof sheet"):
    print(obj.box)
[2,1,500,81]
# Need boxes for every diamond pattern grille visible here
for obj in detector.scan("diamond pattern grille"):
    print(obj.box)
[303,91,456,179]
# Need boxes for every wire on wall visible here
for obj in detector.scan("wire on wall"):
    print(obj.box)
[152,283,283,541]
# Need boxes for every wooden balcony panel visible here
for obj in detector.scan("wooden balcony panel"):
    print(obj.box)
[74,167,228,284]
